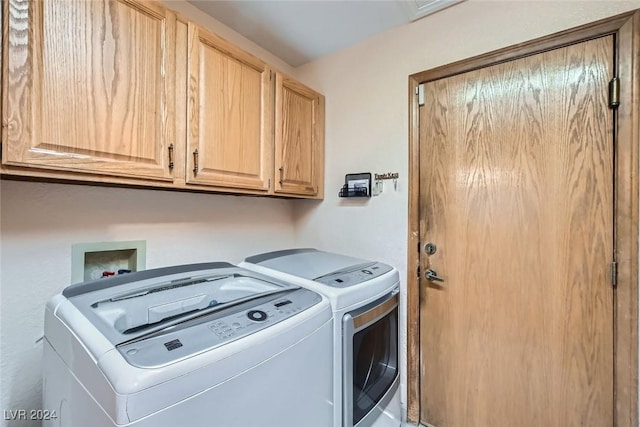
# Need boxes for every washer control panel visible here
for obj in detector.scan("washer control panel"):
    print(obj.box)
[314,262,393,288]
[117,288,321,368]
[208,300,305,341]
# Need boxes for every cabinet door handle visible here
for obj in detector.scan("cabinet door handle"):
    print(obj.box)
[279,166,284,185]
[193,149,199,175]
[168,144,174,170]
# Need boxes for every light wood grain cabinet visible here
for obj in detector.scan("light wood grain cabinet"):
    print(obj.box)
[3,0,176,181]
[186,23,273,192]
[274,72,324,198]
[2,1,325,199]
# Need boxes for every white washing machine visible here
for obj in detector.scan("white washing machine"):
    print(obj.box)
[241,249,401,427]
[43,262,333,427]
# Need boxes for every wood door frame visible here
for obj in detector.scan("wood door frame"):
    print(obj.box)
[407,10,640,426]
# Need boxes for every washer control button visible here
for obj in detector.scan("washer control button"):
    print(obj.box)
[247,310,268,322]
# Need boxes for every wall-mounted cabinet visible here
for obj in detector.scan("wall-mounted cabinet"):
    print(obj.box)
[186,23,272,192]
[274,72,325,198]
[3,0,176,181]
[1,0,324,200]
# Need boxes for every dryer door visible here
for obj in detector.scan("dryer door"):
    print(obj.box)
[343,291,399,427]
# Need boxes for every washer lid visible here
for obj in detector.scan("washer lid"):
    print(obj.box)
[63,263,300,347]
[245,248,394,287]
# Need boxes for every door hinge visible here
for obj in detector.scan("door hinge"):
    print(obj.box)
[609,77,620,109]
[611,261,618,287]
[417,83,425,107]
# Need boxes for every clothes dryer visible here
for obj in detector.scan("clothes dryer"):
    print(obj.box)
[242,249,401,427]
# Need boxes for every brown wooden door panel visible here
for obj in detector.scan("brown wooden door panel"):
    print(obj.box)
[419,35,614,427]
[186,23,272,191]
[4,0,175,181]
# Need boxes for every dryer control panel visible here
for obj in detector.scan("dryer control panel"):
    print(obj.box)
[116,288,321,368]
[314,262,393,288]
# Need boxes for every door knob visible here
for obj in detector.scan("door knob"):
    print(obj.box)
[425,269,445,283]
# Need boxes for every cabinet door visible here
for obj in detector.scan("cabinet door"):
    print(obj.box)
[186,23,272,191]
[274,72,324,198]
[3,0,176,181]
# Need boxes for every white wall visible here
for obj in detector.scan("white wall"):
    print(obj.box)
[292,0,640,418]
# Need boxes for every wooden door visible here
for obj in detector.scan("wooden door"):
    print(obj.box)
[274,72,324,198]
[3,0,176,181]
[186,23,272,191]
[419,36,614,427]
